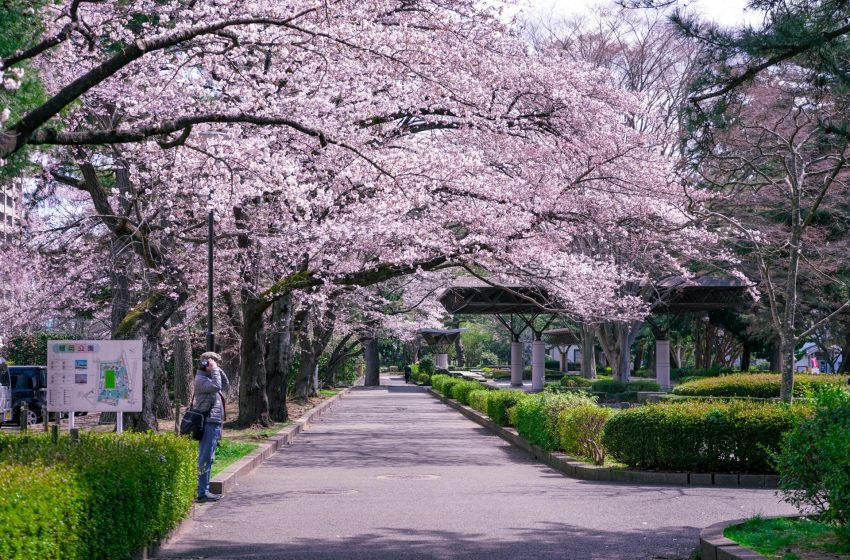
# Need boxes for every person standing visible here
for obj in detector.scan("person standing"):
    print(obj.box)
[194,351,229,502]
[403,363,412,384]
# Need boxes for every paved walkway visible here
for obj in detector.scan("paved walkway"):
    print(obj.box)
[157,376,795,560]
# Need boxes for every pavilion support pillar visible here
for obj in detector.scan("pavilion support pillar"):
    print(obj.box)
[559,350,568,373]
[510,340,523,387]
[532,338,546,392]
[655,339,670,390]
[436,353,449,371]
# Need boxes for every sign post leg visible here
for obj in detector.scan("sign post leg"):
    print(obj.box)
[116,412,123,434]
[68,411,75,431]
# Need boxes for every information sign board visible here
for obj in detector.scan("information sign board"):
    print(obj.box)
[47,340,143,412]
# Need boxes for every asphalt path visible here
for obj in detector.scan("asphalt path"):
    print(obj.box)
[156,375,795,560]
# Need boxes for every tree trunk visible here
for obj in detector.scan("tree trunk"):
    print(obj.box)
[454,335,465,368]
[266,294,293,422]
[840,328,850,374]
[634,342,644,373]
[580,324,597,379]
[363,338,380,386]
[740,341,751,372]
[173,321,193,406]
[237,300,272,426]
[294,346,317,401]
[769,339,782,372]
[779,334,794,402]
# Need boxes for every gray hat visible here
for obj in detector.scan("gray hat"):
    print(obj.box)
[200,351,223,363]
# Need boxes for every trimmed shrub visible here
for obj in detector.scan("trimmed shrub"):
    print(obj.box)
[591,379,628,394]
[603,401,810,473]
[628,380,661,392]
[417,372,431,385]
[468,390,490,414]
[775,387,850,543]
[545,359,560,370]
[430,374,451,392]
[486,390,528,426]
[0,463,85,559]
[440,377,464,398]
[435,367,450,376]
[506,404,520,427]
[558,405,616,465]
[514,392,598,450]
[0,431,196,559]
[672,374,844,399]
[450,380,485,405]
[560,376,593,388]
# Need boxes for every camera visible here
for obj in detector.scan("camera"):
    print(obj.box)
[199,358,210,369]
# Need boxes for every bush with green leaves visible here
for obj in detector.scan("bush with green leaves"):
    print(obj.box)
[450,380,486,405]
[672,373,843,399]
[0,463,85,559]
[627,380,661,391]
[557,405,616,465]
[418,356,435,376]
[440,377,464,398]
[486,390,528,426]
[591,379,628,394]
[468,390,490,414]
[775,387,850,544]
[603,401,810,473]
[514,392,598,450]
[0,431,196,559]
[560,376,593,388]
[430,374,451,392]
[417,372,431,385]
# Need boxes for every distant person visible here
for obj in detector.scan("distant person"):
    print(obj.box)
[195,351,230,503]
[403,364,412,384]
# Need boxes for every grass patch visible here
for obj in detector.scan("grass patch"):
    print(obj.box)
[320,389,340,396]
[724,517,850,559]
[211,439,259,477]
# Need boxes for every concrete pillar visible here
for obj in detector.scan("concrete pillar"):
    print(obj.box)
[559,350,567,373]
[532,340,546,392]
[510,341,523,386]
[655,339,670,390]
[436,353,449,370]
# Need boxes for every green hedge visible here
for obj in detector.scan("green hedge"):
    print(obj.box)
[560,376,593,388]
[486,390,527,426]
[591,379,661,394]
[602,401,810,473]
[450,380,486,405]
[440,377,464,398]
[0,432,196,559]
[468,390,490,414]
[0,463,85,559]
[775,388,850,543]
[557,405,615,465]
[430,374,452,392]
[672,374,844,399]
[514,392,598,450]
[417,372,431,385]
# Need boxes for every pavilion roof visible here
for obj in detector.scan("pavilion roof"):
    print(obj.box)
[417,328,466,346]
[438,285,555,315]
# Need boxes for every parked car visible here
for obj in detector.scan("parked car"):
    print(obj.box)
[7,365,47,426]
[0,360,13,423]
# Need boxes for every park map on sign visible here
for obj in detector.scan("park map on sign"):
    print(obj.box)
[97,355,131,406]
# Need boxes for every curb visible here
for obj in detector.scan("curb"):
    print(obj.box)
[427,389,780,488]
[135,387,354,559]
[209,387,353,494]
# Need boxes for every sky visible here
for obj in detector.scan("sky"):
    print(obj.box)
[530,0,760,27]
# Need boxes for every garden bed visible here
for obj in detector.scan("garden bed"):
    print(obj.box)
[724,517,850,559]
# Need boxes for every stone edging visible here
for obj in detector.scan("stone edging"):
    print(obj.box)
[136,387,354,560]
[427,389,780,488]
